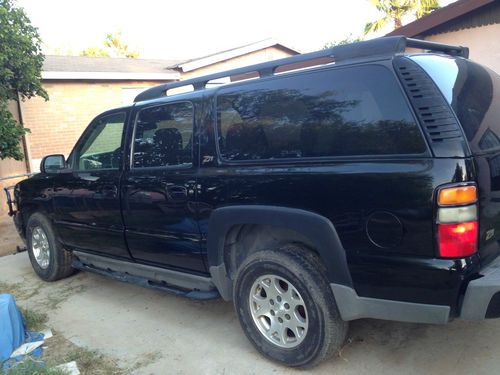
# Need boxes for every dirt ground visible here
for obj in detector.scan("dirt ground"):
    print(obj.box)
[1,217,499,374]
[1,251,500,375]
[0,217,23,257]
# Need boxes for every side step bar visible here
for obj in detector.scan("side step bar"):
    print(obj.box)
[72,251,220,300]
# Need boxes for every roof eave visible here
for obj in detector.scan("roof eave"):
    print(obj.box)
[41,71,180,81]
[177,40,300,72]
[386,0,496,37]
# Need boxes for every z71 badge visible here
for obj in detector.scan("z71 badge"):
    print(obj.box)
[202,155,214,164]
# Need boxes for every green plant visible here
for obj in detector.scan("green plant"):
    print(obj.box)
[19,307,48,331]
[80,31,139,58]
[65,347,122,375]
[0,0,48,160]
[323,34,364,49]
[0,358,66,375]
[364,0,439,35]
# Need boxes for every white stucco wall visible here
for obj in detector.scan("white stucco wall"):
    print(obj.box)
[424,23,500,73]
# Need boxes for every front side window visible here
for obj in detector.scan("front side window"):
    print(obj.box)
[217,65,426,161]
[73,112,126,170]
[133,102,193,168]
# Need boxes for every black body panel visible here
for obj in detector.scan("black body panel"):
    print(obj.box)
[121,167,204,272]
[52,169,129,259]
[412,55,500,267]
[11,46,500,320]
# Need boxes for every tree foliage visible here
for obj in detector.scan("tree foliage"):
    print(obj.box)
[364,0,439,35]
[323,34,363,49]
[0,0,47,160]
[80,47,110,58]
[80,31,139,58]
[104,32,139,58]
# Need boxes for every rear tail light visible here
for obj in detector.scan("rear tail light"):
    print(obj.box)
[438,185,477,205]
[436,185,478,258]
[438,221,478,257]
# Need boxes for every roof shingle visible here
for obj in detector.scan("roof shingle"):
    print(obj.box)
[43,55,182,74]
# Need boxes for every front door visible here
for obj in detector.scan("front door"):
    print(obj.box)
[53,110,131,259]
[121,101,205,273]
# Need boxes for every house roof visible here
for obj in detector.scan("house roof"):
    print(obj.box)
[42,55,182,81]
[386,0,499,37]
[170,39,301,73]
[41,39,300,80]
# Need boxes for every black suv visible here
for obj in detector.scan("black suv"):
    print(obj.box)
[5,36,500,367]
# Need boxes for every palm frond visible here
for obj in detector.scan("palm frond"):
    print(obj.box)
[364,16,390,35]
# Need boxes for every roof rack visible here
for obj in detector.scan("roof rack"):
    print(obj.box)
[134,36,469,103]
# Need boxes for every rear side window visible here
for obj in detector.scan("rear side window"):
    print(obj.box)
[216,65,426,161]
[412,55,500,154]
[133,102,193,168]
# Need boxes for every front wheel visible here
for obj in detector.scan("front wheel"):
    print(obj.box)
[233,245,348,368]
[26,212,75,281]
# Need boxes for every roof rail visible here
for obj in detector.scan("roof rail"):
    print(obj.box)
[405,37,469,58]
[134,36,468,103]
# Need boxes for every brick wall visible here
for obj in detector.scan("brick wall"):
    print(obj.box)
[20,80,169,170]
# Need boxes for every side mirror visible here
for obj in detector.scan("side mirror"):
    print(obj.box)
[40,154,66,173]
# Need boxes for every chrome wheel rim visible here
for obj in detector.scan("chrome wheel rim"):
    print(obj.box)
[249,274,308,348]
[31,226,50,269]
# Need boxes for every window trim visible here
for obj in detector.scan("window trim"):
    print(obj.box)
[130,100,195,170]
[70,111,127,173]
[213,63,431,165]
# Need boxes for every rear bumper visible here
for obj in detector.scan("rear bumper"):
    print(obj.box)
[460,255,500,320]
[330,283,450,324]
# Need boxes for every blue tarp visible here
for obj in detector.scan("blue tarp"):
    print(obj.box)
[0,294,25,361]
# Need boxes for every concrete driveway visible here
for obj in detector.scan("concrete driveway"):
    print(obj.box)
[1,252,500,375]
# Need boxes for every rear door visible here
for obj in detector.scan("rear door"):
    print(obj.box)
[121,101,205,273]
[53,110,131,259]
[412,55,500,265]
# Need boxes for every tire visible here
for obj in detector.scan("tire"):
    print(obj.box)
[233,244,348,368]
[26,212,75,281]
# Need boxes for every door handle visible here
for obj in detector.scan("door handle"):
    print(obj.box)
[165,185,188,202]
[101,185,118,198]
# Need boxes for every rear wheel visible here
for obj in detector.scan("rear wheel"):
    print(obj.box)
[26,213,75,281]
[233,244,348,367]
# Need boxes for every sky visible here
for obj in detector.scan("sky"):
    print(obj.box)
[16,0,456,60]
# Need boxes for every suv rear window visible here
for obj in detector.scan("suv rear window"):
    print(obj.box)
[216,65,426,161]
[132,102,193,168]
[411,55,500,154]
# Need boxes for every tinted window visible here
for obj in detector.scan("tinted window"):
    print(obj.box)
[412,55,500,154]
[216,65,426,161]
[133,102,193,168]
[73,113,125,170]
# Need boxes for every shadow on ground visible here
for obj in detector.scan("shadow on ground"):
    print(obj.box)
[0,252,499,374]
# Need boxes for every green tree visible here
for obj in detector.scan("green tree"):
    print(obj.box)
[80,47,110,58]
[0,0,48,160]
[413,0,440,18]
[80,31,139,58]
[324,34,363,49]
[364,0,439,35]
[104,31,139,58]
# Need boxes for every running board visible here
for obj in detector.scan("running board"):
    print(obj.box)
[72,251,220,300]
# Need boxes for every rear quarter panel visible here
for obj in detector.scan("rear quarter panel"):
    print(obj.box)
[196,157,477,307]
